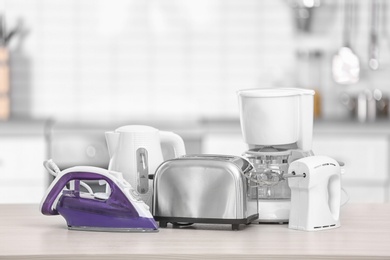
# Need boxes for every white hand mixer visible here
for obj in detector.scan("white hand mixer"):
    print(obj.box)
[287,156,342,231]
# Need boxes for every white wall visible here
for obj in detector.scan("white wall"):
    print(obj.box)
[2,0,390,122]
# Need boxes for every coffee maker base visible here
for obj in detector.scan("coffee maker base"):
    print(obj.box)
[256,199,290,224]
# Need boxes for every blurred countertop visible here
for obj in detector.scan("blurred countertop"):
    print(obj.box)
[199,117,390,135]
[1,117,390,137]
[0,118,49,135]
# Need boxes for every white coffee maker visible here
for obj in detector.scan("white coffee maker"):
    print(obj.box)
[237,88,315,223]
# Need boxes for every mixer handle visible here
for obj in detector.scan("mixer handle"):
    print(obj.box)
[328,174,341,219]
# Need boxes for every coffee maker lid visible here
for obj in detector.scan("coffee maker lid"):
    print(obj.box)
[237,88,315,98]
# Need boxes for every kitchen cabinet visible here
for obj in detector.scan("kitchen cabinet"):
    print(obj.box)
[201,119,390,203]
[313,133,390,203]
[2,118,387,204]
[0,121,48,203]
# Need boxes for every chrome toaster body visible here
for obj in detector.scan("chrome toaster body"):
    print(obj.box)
[152,155,258,230]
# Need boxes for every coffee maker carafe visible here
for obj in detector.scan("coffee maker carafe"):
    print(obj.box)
[237,88,315,223]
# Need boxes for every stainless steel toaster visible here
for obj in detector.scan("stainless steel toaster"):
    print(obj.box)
[152,154,258,230]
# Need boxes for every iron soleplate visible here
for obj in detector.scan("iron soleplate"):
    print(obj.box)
[68,225,158,233]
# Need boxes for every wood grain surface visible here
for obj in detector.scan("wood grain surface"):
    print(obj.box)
[0,203,390,259]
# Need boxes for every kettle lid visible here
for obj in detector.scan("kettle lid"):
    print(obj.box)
[116,125,158,133]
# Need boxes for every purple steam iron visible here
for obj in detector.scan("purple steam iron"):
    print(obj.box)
[40,160,158,232]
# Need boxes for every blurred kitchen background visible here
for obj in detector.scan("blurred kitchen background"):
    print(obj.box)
[1,0,390,203]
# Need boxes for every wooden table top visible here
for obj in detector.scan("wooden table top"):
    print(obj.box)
[1,203,390,259]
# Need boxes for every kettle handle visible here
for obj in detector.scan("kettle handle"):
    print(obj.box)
[105,131,120,158]
[159,131,186,158]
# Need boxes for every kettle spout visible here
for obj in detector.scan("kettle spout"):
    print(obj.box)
[105,131,120,158]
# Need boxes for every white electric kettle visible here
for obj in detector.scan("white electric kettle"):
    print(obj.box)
[105,125,186,208]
